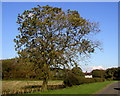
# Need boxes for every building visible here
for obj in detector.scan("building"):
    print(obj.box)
[84,72,92,78]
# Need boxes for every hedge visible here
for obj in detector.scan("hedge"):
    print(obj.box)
[64,72,105,87]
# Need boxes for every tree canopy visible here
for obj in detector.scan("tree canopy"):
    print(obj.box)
[71,67,84,77]
[91,69,105,78]
[105,67,120,80]
[14,5,100,91]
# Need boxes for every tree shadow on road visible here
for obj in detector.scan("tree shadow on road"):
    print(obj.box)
[114,88,120,90]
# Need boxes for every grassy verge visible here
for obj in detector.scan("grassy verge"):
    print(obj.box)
[30,81,116,95]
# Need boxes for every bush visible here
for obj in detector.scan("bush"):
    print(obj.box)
[71,67,85,77]
[92,69,105,78]
[83,78,105,84]
[105,78,112,81]
[94,78,105,82]
[81,78,105,84]
[64,71,81,87]
[64,74,105,87]
[77,77,86,84]
[64,70,105,87]
[83,78,95,84]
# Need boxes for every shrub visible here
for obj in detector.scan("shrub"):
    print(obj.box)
[94,78,105,82]
[92,69,105,78]
[83,78,95,84]
[64,69,106,87]
[71,67,85,77]
[77,77,86,84]
[64,76,105,87]
[83,78,105,84]
[64,70,106,87]
[64,71,81,87]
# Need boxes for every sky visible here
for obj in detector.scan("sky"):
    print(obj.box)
[2,2,118,72]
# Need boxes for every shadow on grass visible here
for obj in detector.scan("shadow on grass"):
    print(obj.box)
[22,85,65,90]
[23,85,42,89]
[2,85,65,95]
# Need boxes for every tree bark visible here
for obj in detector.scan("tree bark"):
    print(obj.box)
[41,63,49,91]
[41,78,48,91]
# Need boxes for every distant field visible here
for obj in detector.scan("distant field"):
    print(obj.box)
[2,80,63,93]
[30,81,116,95]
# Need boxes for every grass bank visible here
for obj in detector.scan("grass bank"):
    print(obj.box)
[31,81,116,95]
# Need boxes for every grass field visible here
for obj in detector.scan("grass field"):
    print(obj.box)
[2,80,117,95]
[2,80,63,93]
[30,81,116,95]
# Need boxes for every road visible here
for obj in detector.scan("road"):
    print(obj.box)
[94,81,120,96]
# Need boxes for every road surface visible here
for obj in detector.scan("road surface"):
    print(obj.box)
[94,81,120,96]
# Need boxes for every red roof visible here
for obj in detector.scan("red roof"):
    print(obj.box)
[84,73,92,75]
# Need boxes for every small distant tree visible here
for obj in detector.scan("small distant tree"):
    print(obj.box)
[71,67,84,77]
[14,5,101,91]
[2,59,16,79]
[115,67,120,80]
[92,69,105,78]
[105,67,120,80]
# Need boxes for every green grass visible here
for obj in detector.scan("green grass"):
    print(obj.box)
[31,81,116,95]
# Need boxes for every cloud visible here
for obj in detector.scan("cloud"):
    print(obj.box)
[81,65,118,72]
[82,65,106,72]
[91,66,105,70]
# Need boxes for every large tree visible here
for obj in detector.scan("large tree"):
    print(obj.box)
[14,5,100,91]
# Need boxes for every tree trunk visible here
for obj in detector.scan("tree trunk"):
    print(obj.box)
[41,79,48,91]
[41,63,49,91]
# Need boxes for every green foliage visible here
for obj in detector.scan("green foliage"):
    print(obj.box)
[105,67,120,80]
[71,67,84,77]
[14,5,100,91]
[92,69,105,78]
[32,81,115,94]
[64,69,105,87]
[50,68,66,80]
[94,78,105,82]
[64,71,81,87]
[64,67,85,87]
[14,4,100,78]
[83,78,95,84]
[2,59,65,80]
[2,59,38,80]
[3,58,119,82]
[80,78,105,84]
[92,68,120,81]
[2,59,17,79]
